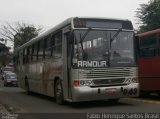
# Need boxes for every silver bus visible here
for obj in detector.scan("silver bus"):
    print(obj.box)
[14,17,139,104]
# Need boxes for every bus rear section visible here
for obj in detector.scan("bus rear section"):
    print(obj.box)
[138,29,160,96]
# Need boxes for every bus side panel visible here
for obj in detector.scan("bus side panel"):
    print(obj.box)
[45,58,63,97]
[28,59,63,97]
[138,57,160,91]
[28,62,45,94]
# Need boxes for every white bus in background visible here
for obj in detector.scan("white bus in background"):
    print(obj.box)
[14,17,139,104]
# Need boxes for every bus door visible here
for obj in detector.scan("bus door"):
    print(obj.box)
[63,26,72,100]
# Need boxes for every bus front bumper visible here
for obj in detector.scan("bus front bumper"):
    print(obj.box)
[72,83,139,102]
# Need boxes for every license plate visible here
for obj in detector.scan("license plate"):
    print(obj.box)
[106,88,117,93]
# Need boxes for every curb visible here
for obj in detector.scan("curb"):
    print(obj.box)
[124,98,160,105]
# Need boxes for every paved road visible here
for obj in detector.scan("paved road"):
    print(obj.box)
[0,85,160,113]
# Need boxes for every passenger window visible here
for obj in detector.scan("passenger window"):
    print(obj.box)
[53,31,62,58]
[38,40,44,61]
[45,35,53,59]
[139,35,157,57]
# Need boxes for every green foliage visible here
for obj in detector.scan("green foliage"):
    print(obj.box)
[14,26,39,48]
[136,0,160,32]
[0,52,12,66]
[0,22,43,66]
[0,43,9,52]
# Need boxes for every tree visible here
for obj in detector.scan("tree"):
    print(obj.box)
[0,42,11,66]
[136,0,160,32]
[0,22,44,49]
[0,43,10,52]
[0,52,12,66]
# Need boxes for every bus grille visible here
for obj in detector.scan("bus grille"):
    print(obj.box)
[92,78,125,85]
[79,67,137,85]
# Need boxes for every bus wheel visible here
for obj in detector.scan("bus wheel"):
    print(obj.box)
[25,79,30,95]
[55,80,64,105]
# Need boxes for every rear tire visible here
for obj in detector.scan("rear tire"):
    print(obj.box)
[55,80,64,105]
[25,79,30,95]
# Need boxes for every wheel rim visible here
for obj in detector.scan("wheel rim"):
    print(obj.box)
[56,82,62,97]
[55,80,64,104]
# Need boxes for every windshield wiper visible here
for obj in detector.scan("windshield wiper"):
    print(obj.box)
[79,28,92,43]
[79,28,92,60]
[110,28,122,42]
[110,29,122,49]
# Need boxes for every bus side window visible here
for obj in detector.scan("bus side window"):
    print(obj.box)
[23,48,27,64]
[37,42,39,61]
[38,40,44,61]
[32,44,37,62]
[139,35,157,58]
[27,47,29,63]
[45,35,53,59]
[29,46,32,62]
[23,49,24,64]
[50,35,55,57]
[53,31,62,58]
[31,44,34,62]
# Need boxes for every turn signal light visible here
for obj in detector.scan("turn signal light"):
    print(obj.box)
[73,80,79,87]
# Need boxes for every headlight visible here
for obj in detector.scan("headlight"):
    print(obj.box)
[79,80,94,86]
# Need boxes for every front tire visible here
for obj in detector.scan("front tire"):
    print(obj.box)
[55,80,64,105]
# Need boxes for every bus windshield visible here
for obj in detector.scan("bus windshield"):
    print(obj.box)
[72,29,135,68]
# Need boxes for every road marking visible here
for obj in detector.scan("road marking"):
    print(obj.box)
[124,98,160,105]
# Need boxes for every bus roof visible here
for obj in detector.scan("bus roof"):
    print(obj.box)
[138,29,160,37]
[14,17,132,52]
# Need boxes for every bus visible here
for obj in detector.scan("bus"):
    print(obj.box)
[14,17,139,104]
[138,29,160,96]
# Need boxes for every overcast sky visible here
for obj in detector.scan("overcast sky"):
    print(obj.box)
[0,0,150,48]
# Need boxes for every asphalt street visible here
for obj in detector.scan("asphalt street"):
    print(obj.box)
[0,85,160,113]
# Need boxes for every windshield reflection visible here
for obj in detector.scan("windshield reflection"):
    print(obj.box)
[110,31,135,66]
[72,30,135,67]
[74,30,108,61]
